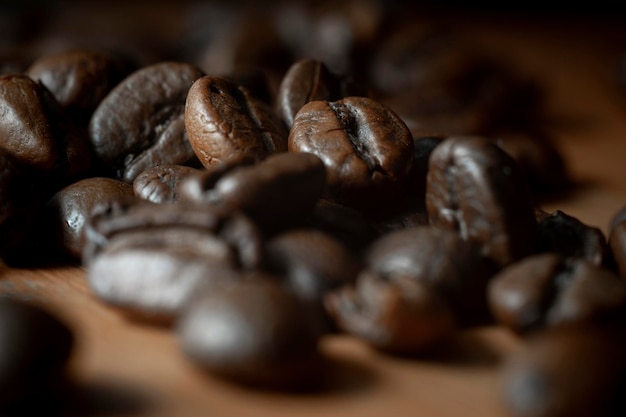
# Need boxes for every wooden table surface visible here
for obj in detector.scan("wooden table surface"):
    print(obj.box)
[2,11,626,417]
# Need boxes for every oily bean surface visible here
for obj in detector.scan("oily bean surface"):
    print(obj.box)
[133,164,202,204]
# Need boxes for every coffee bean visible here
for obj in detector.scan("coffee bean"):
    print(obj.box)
[502,322,626,417]
[133,164,202,204]
[178,276,324,388]
[276,58,365,127]
[42,177,134,260]
[488,253,626,335]
[179,152,326,233]
[83,200,263,322]
[265,229,361,305]
[184,75,288,169]
[289,96,413,214]
[426,136,537,269]
[27,48,135,126]
[89,61,204,182]
[537,209,610,267]
[608,205,626,280]
[0,298,74,410]
[325,226,490,353]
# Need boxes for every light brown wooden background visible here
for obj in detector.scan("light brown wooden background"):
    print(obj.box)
[2,11,626,417]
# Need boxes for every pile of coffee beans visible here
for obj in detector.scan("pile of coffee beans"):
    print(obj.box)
[1,1,624,415]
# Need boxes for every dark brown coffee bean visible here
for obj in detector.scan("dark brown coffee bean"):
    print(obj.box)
[179,152,326,233]
[88,61,204,182]
[426,136,537,269]
[265,229,361,304]
[502,322,626,417]
[488,253,626,335]
[42,177,134,260]
[184,75,288,169]
[325,226,490,353]
[537,209,610,267]
[83,200,263,322]
[608,206,626,280]
[276,58,365,127]
[27,48,134,126]
[0,74,63,171]
[288,96,413,214]
[133,164,202,204]
[0,298,74,410]
[178,276,324,389]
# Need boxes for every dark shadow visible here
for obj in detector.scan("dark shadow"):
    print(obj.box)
[2,376,156,417]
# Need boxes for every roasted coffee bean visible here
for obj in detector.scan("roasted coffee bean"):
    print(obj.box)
[304,198,374,254]
[370,210,429,237]
[89,61,204,182]
[179,152,326,233]
[426,136,537,269]
[537,209,610,267]
[325,226,490,353]
[178,276,324,388]
[83,200,263,322]
[0,298,74,410]
[184,75,288,169]
[133,164,202,204]
[265,229,361,305]
[289,96,413,214]
[502,322,626,417]
[488,253,626,335]
[276,58,365,127]
[27,48,135,126]
[0,74,65,171]
[493,131,568,193]
[41,177,134,260]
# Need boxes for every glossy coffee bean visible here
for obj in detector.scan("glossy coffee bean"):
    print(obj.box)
[83,200,263,322]
[89,61,204,182]
[325,226,490,353]
[426,136,537,269]
[537,209,610,267]
[42,177,134,260]
[184,75,288,169]
[178,276,324,388]
[133,164,202,204]
[0,298,74,410]
[289,96,413,214]
[502,322,626,417]
[276,58,365,127]
[488,253,626,335]
[27,48,134,126]
[179,152,326,233]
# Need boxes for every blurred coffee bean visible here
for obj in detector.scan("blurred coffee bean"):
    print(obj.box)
[180,152,326,233]
[488,253,626,335]
[178,276,325,389]
[184,75,288,169]
[84,200,263,322]
[0,298,74,411]
[27,48,135,126]
[608,205,626,280]
[537,209,610,267]
[325,226,490,353]
[289,96,413,215]
[426,136,537,269]
[133,164,202,204]
[89,61,204,182]
[502,322,626,417]
[276,58,365,127]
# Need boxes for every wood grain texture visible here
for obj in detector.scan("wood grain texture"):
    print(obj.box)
[2,12,626,417]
